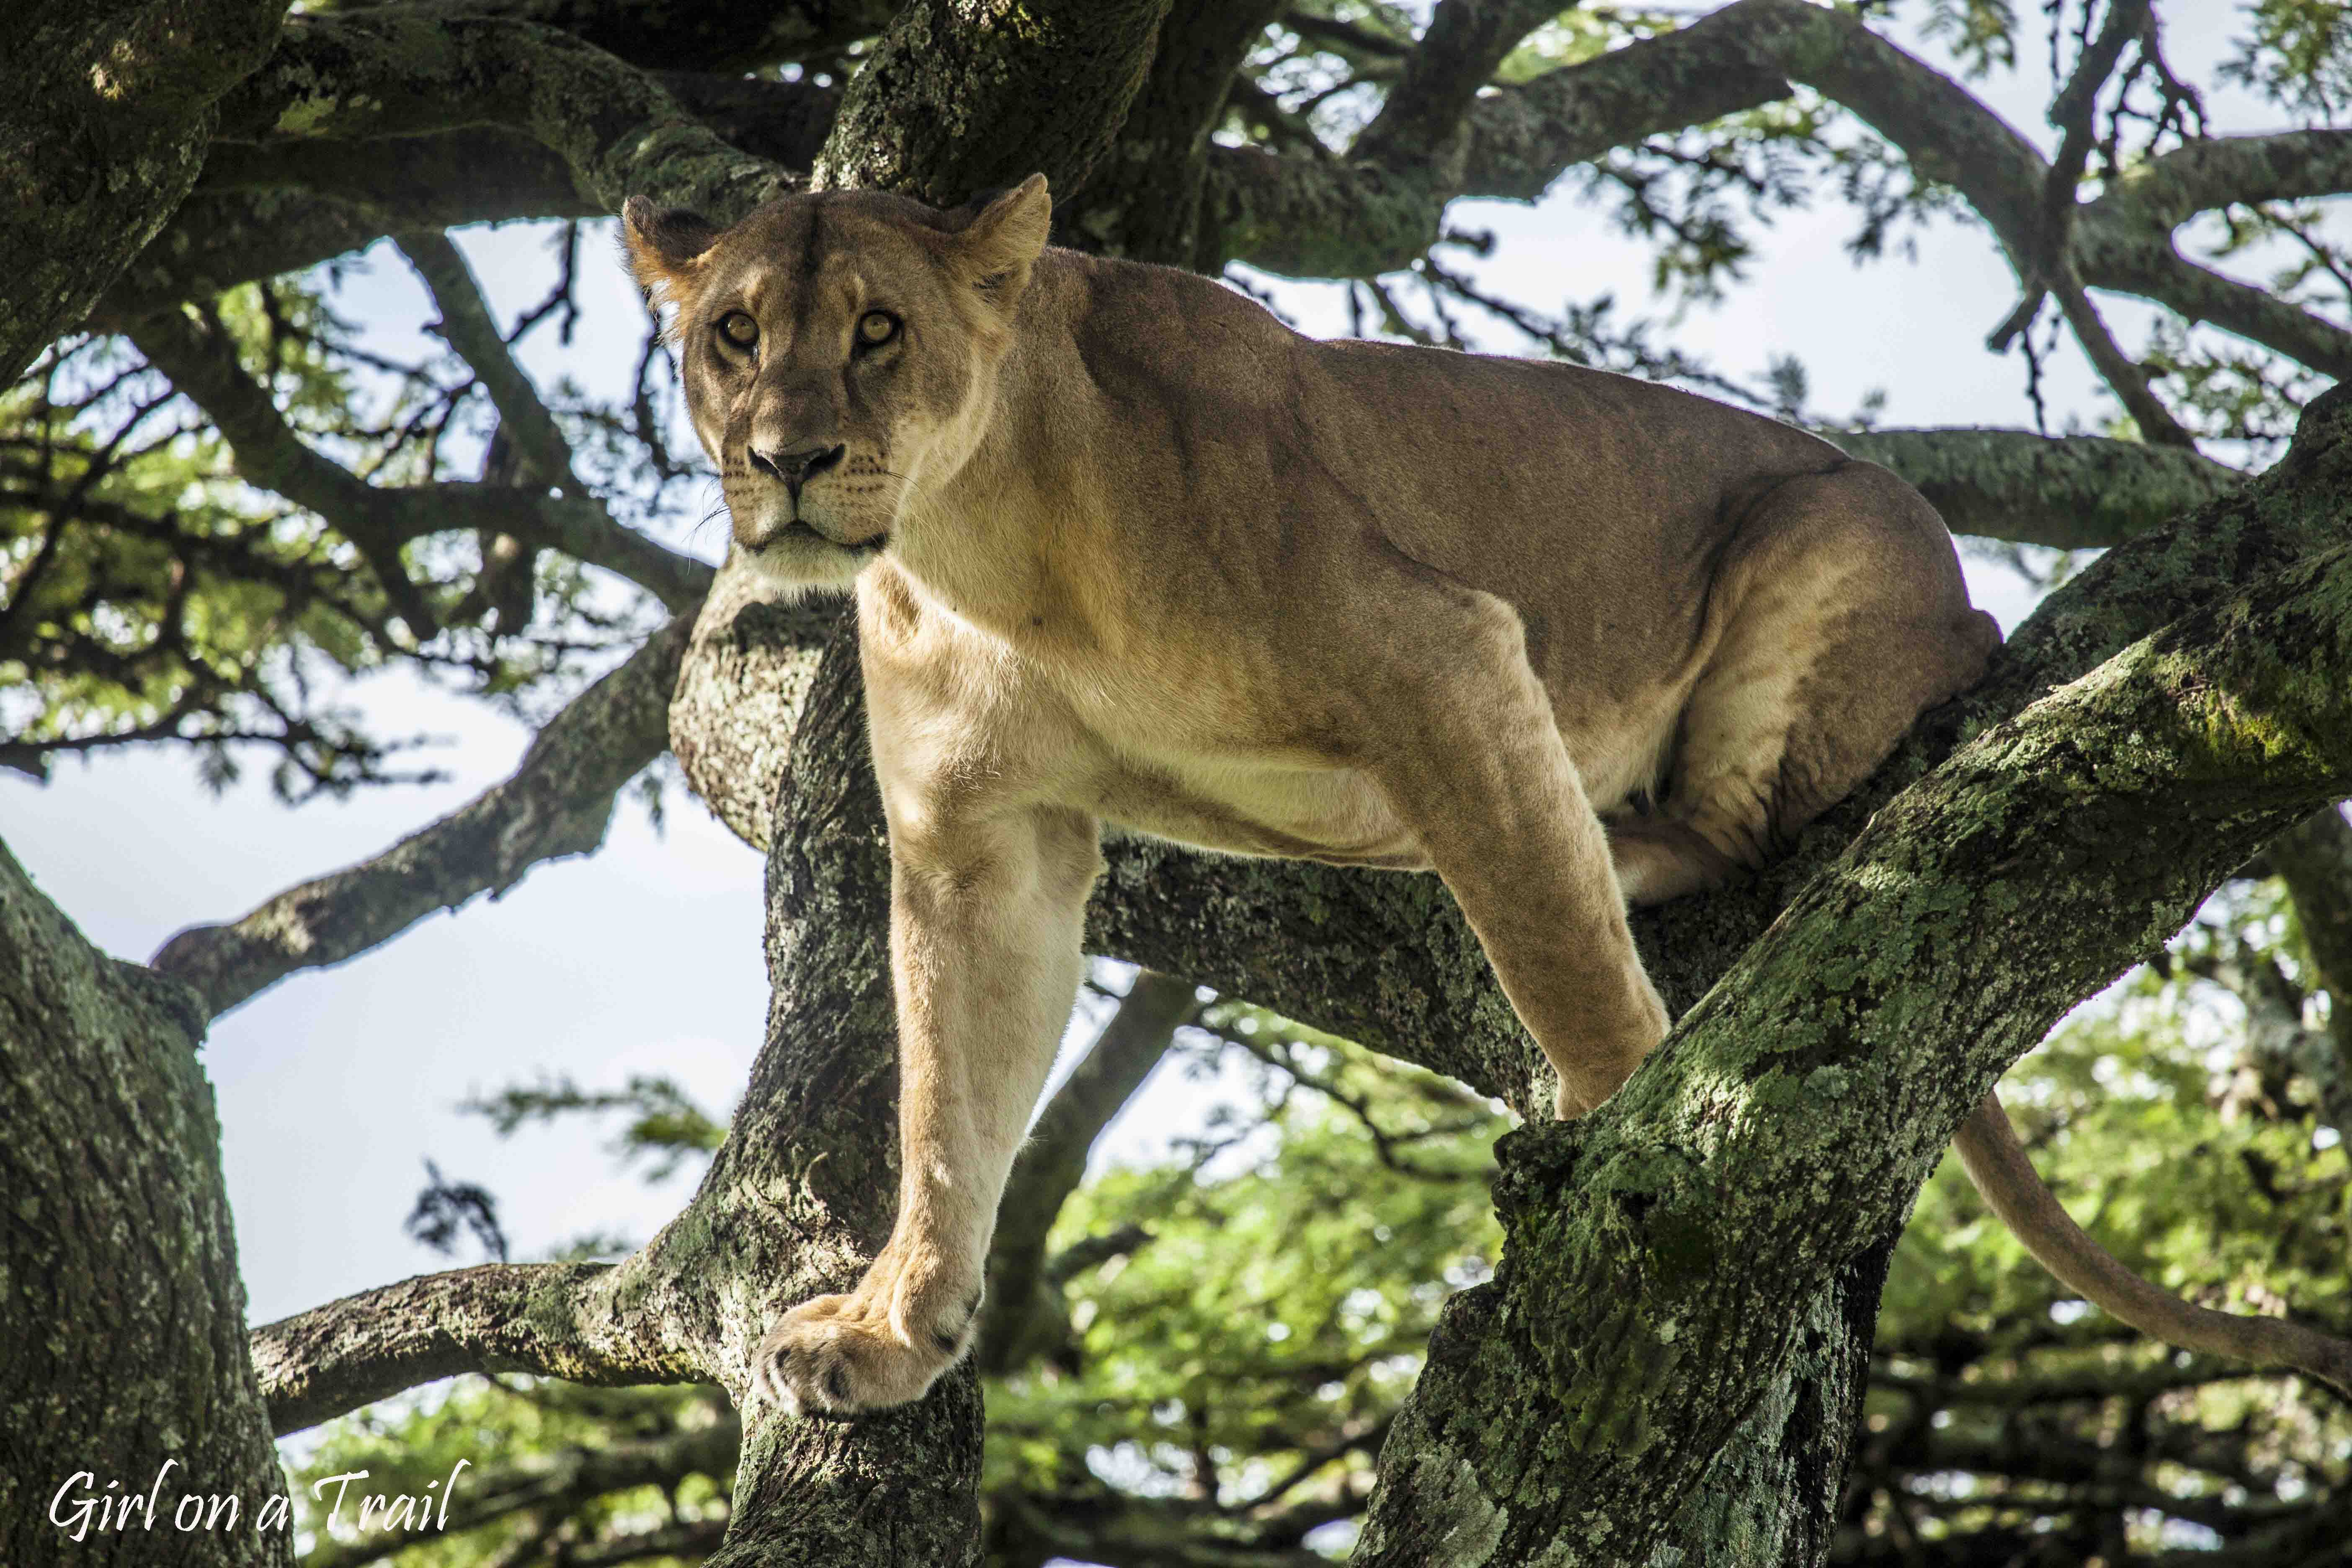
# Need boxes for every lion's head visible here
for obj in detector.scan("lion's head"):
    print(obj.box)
[622,175,1052,591]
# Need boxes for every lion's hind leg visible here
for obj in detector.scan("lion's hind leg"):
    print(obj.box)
[1609,461,2000,908]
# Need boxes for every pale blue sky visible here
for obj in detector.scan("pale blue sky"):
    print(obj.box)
[2,4,2332,1338]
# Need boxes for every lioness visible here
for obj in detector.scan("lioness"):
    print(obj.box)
[626,175,2352,1416]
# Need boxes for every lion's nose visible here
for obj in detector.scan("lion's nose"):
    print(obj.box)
[748,441,846,500]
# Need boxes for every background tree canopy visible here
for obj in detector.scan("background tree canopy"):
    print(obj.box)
[3,1,2350,1565]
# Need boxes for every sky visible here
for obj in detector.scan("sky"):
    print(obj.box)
[2,4,2335,1346]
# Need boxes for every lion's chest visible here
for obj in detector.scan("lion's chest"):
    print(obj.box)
[862,566,1431,868]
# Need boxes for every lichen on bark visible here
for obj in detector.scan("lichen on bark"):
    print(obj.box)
[0,839,292,1567]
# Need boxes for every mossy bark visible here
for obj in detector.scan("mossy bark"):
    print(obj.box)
[0,841,291,1567]
[0,0,291,379]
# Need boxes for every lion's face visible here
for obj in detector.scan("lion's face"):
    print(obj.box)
[623,179,1050,592]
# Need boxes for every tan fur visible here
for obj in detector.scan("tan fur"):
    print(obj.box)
[627,178,2343,1420]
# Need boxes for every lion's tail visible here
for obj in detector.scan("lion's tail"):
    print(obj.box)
[1952,1091,2352,1397]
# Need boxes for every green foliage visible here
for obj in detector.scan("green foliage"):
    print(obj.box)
[0,307,412,796]
[1853,882,2352,1561]
[288,1379,733,1567]
[3,242,684,794]
[2221,0,2352,123]
[985,1008,1501,1536]
[463,1073,730,1185]
[1917,0,2020,78]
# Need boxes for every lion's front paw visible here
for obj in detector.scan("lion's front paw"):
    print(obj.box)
[750,1277,981,1418]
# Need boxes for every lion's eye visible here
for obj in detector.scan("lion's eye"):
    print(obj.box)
[856,311,899,348]
[716,312,758,351]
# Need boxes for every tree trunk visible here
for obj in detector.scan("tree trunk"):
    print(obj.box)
[0,840,292,1567]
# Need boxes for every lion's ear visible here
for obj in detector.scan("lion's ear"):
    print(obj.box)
[950,174,1050,303]
[621,196,721,314]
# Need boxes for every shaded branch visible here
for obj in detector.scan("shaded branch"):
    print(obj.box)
[1829,426,2241,547]
[318,0,892,74]
[2097,129,2352,232]
[811,0,1168,201]
[0,0,290,379]
[1352,0,1566,179]
[213,11,789,218]
[152,616,693,1019]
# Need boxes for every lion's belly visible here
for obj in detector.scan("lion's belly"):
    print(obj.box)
[1081,751,1431,870]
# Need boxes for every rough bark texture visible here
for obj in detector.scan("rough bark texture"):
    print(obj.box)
[697,623,989,1567]
[0,840,291,1566]
[1051,0,1289,266]
[813,0,1169,203]
[1829,428,2243,550]
[251,1261,687,1436]
[318,0,894,74]
[0,0,291,379]
[665,561,833,851]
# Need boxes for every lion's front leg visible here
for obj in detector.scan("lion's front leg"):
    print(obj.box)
[752,803,1101,1418]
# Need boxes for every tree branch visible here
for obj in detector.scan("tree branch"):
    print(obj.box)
[324,0,892,74]
[0,0,291,379]
[2096,130,2352,232]
[811,0,1170,200]
[2075,229,2352,381]
[152,615,692,1019]
[251,1261,709,1436]
[397,230,578,484]
[1053,0,1290,268]
[213,11,789,218]
[1352,0,1566,180]
[1830,427,2241,547]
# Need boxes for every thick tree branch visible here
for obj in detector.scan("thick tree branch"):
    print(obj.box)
[0,837,293,1564]
[1831,427,2241,547]
[214,12,787,218]
[152,616,693,1019]
[1352,0,1565,180]
[252,1261,707,1436]
[812,0,1170,201]
[1054,0,1289,268]
[0,0,291,379]
[666,562,840,849]
[2095,130,2352,231]
[978,971,1201,1375]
